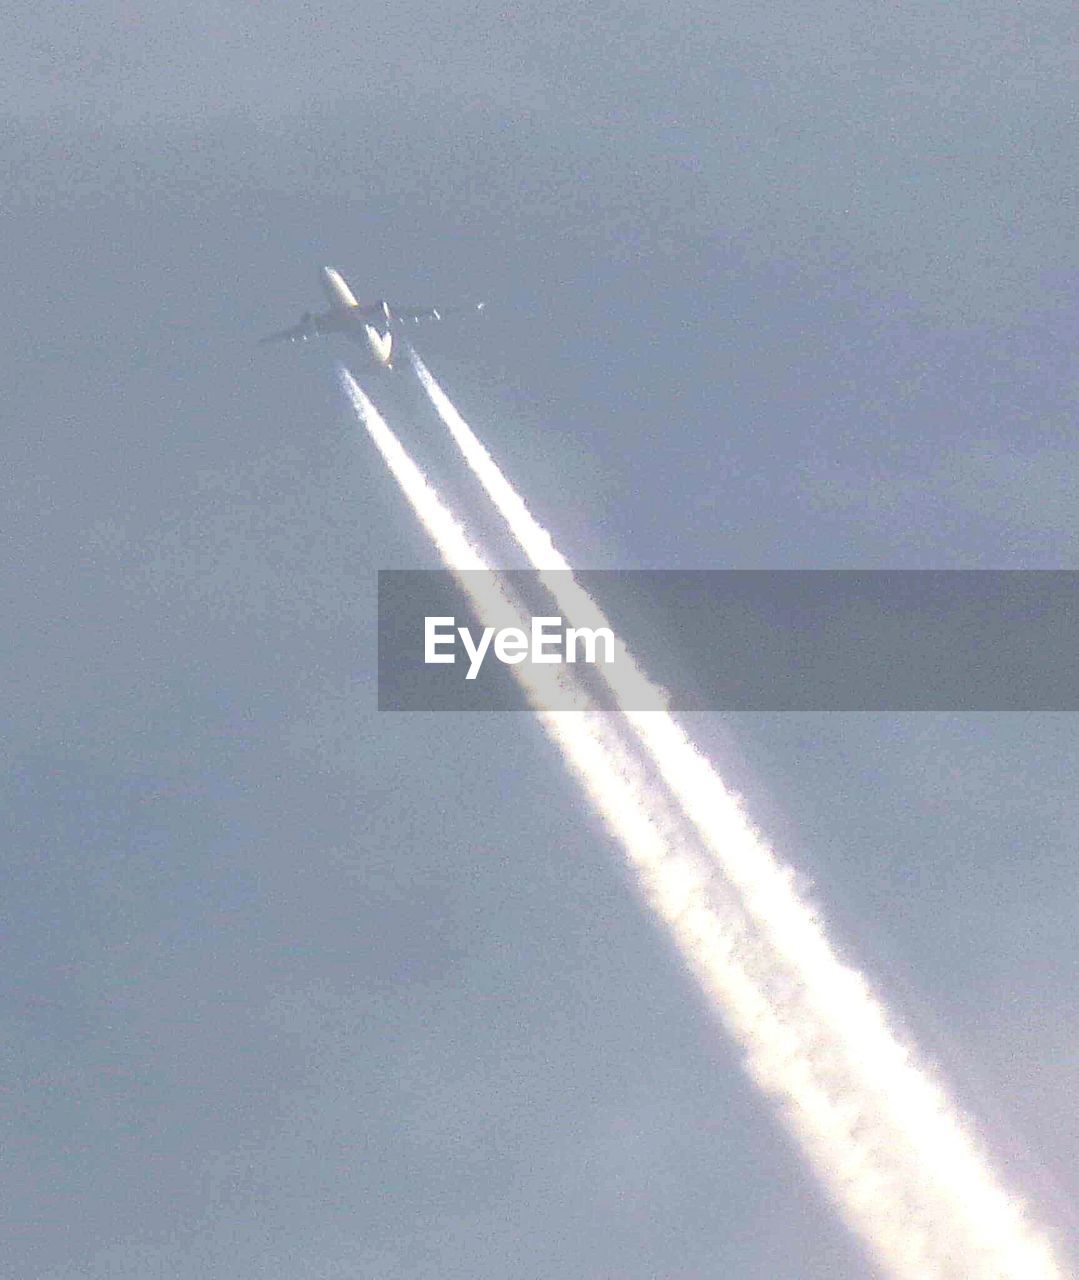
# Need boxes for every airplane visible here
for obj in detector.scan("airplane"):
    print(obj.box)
[259,266,485,370]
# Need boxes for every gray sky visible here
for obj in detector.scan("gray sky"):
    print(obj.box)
[4,3,1077,1277]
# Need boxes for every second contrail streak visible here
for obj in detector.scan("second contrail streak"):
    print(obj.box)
[406,347,1066,1280]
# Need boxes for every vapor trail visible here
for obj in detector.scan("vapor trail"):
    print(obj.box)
[339,364,966,1276]
[407,348,1067,1280]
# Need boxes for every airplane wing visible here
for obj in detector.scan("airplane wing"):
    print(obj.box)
[259,309,354,344]
[384,302,486,324]
[258,310,324,345]
[258,323,313,345]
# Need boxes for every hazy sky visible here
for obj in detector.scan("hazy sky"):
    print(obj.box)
[4,4,1077,1277]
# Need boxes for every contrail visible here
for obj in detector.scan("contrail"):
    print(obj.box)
[338,365,950,1272]
[406,348,1067,1280]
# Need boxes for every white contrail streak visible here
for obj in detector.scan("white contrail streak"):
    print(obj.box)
[338,365,943,1272]
[406,348,1067,1280]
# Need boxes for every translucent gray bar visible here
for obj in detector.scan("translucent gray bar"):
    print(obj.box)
[377,571,1079,711]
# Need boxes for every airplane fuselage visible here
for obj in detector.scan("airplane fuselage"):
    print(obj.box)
[319,267,394,368]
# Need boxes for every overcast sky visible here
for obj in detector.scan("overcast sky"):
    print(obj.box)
[4,4,1077,1278]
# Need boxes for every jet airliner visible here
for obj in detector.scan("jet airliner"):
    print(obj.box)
[260,266,485,370]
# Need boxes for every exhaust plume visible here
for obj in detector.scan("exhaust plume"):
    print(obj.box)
[406,348,1067,1280]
